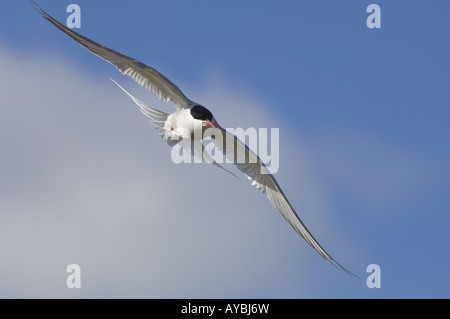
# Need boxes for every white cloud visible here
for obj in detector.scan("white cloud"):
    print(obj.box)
[5,42,433,297]
[0,46,326,297]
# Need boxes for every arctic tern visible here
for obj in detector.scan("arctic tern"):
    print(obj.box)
[33,2,355,276]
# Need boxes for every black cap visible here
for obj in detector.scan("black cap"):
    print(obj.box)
[190,105,213,121]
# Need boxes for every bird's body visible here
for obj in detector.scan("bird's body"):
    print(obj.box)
[33,1,356,276]
[168,109,199,140]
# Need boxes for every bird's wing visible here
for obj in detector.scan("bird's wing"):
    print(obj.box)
[210,123,356,276]
[193,140,240,180]
[33,1,192,110]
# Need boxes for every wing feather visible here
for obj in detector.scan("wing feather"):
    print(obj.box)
[213,124,356,276]
[33,1,192,110]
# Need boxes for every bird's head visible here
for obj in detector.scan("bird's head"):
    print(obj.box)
[190,104,215,128]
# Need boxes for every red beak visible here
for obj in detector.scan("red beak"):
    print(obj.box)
[204,120,216,128]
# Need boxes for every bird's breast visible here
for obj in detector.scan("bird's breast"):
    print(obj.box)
[173,109,194,131]
[163,109,202,141]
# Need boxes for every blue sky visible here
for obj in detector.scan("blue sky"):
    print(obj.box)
[0,1,449,298]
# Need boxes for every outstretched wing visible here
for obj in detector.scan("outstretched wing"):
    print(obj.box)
[33,1,192,110]
[211,122,357,276]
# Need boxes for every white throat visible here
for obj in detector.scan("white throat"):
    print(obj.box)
[163,109,203,142]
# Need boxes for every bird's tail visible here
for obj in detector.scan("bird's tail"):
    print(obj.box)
[110,78,170,137]
[111,78,238,180]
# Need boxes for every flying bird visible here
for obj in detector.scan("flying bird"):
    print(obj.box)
[33,1,355,276]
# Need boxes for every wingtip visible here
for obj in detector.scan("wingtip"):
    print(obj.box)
[342,267,361,279]
[31,0,57,25]
[333,260,360,279]
[31,0,45,15]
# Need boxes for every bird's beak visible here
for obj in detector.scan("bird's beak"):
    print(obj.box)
[204,120,216,128]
